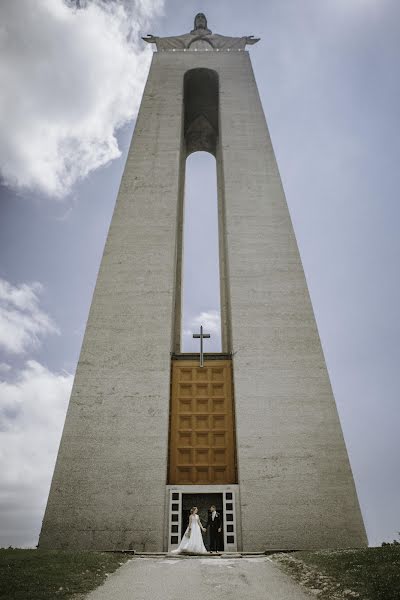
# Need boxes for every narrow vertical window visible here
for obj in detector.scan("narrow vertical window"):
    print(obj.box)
[182,151,221,352]
[176,67,223,353]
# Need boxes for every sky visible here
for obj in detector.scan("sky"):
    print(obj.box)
[0,0,399,548]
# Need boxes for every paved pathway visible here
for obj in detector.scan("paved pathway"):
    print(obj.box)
[85,555,311,600]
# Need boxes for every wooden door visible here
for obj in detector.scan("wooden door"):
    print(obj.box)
[169,359,236,484]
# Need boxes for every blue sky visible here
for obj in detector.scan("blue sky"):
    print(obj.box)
[0,0,399,548]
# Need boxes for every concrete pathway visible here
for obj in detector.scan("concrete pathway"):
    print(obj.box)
[85,555,311,600]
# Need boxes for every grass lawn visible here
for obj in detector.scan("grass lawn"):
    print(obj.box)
[271,546,400,600]
[0,549,130,600]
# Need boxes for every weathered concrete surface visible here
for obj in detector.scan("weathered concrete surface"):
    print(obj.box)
[85,556,313,600]
[40,48,367,551]
[218,52,367,550]
[39,53,185,551]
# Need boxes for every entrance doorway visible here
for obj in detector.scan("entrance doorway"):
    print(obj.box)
[181,493,223,551]
[167,486,238,552]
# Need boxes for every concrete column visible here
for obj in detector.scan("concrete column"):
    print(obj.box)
[40,53,184,551]
[218,52,367,549]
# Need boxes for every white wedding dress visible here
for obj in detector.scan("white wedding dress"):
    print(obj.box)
[171,514,208,554]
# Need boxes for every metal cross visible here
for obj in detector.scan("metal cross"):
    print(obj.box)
[192,325,210,368]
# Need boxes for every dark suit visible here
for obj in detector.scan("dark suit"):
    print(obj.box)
[206,511,222,552]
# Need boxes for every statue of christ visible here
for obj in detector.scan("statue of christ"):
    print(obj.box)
[143,13,260,51]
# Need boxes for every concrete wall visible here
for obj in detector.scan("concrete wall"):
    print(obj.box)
[40,50,367,551]
[39,53,185,551]
[218,52,367,549]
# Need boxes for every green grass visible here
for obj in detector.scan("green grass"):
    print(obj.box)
[3,547,399,600]
[0,549,130,600]
[271,546,400,600]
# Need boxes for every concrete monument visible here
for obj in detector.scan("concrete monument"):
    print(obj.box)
[39,14,367,552]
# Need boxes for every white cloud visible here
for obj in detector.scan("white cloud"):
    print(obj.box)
[0,0,164,197]
[0,279,59,355]
[0,277,73,547]
[0,360,73,547]
[187,310,221,335]
[183,309,221,353]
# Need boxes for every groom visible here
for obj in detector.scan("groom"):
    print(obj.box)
[206,505,222,553]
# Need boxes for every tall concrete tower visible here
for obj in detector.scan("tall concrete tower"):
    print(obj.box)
[40,14,367,552]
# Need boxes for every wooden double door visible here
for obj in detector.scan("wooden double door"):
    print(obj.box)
[169,359,236,484]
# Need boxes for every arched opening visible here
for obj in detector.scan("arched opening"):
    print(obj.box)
[178,68,223,353]
[181,151,221,352]
[184,68,218,156]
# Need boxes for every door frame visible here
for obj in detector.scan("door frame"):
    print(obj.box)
[165,484,240,552]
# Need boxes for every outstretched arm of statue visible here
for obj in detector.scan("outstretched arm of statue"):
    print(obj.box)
[246,35,260,45]
[142,34,157,44]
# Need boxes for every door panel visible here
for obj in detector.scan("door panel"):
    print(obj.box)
[169,360,236,484]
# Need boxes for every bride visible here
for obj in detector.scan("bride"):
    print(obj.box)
[171,507,208,554]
